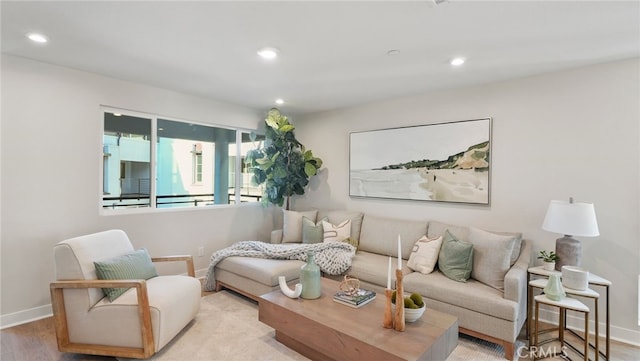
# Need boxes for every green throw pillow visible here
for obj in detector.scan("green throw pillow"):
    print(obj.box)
[438,230,474,282]
[94,248,158,301]
[302,216,327,244]
[340,237,359,250]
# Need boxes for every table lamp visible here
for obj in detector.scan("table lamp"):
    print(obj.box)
[542,197,599,271]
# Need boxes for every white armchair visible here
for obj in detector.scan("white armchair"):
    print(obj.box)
[50,229,201,359]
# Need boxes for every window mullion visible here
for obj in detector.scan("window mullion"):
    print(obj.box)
[235,131,242,202]
[150,117,158,209]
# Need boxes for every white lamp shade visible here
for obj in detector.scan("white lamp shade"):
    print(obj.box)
[542,199,600,237]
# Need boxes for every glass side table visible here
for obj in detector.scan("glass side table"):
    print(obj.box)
[527,266,611,361]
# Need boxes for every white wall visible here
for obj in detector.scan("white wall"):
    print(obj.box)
[294,58,640,344]
[0,55,277,326]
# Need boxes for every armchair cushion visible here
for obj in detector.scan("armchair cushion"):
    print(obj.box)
[94,248,158,301]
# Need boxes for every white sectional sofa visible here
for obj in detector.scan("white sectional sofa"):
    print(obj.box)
[213,209,531,360]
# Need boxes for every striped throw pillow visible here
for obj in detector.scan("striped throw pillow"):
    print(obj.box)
[94,248,158,301]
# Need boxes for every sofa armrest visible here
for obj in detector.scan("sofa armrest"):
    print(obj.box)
[271,229,283,244]
[504,239,532,303]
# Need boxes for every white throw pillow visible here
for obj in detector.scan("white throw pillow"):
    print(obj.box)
[468,227,517,291]
[322,219,351,243]
[407,235,443,274]
[282,209,318,243]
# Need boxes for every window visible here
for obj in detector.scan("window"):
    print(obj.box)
[101,108,264,211]
[192,143,203,184]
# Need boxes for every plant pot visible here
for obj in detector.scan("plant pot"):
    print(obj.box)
[543,262,555,271]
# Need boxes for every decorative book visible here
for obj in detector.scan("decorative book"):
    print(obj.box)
[333,288,376,308]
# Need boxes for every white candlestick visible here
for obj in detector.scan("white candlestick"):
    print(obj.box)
[397,235,402,270]
[387,257,391,289]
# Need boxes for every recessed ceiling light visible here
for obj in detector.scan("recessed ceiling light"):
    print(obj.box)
[450,57,466,66]
[26,32,48,43]
[275,98,285,105]
[257,47,279,60]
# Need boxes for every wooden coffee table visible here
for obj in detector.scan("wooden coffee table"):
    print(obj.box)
[259,278,458,361]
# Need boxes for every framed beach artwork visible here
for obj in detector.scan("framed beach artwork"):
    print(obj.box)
[349,118,492,205]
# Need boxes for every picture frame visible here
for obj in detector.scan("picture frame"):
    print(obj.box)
[349,118,492,205]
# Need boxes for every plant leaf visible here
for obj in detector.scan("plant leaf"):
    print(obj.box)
[304,162,317,177]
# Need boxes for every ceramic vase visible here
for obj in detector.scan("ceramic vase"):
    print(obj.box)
[543,274,566,301]
[300,252,321,299]
[543,262,555,271]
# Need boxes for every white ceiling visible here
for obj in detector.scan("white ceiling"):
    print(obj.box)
[2,1,639,115]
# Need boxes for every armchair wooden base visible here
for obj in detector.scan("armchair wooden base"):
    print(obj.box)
[50,254,196,359]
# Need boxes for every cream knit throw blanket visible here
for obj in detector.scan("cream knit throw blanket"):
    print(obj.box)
[203,241,356,291]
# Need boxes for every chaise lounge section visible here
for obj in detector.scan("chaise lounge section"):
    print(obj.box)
[213,209,531,360]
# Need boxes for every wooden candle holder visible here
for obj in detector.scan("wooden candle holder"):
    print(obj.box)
[394,269,405,332]
[383,289,393,329]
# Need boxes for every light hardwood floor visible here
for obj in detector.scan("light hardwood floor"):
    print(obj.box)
[2,294,638,361]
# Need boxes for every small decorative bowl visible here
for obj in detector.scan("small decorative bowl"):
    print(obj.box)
[392,304,426,322]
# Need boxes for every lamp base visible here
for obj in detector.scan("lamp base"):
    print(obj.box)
[555,236,581,271]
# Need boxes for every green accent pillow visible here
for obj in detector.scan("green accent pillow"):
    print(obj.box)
[94,248,158,301]
[302,216,327,244]
[340,237,359,250]
[438,230,474,282]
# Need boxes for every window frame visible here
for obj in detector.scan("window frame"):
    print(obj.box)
[99,106,262,215]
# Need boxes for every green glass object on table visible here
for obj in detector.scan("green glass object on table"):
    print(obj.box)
[543,273,566,301]
[300,251,321,299]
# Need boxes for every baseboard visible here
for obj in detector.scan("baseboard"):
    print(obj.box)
[1,304,52,330]
[538,307,640,347]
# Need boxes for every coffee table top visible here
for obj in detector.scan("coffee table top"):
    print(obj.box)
[259,277,458,361]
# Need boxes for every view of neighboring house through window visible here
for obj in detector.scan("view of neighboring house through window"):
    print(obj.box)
[103,112,152,208]
[102,109,263,211]
[192,143,203,184]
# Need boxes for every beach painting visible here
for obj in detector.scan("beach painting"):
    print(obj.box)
[349,118,491,205]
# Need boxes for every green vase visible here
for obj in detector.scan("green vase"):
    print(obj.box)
[300,252,321,299]
[544,274,566,301]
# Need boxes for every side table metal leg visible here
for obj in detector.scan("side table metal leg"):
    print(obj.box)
[595,298,599,361]
[559,308,565,346]
[534,301,540,360]
[584,311,589,361]
[526,272,532,340]
[606,285,610,360]
[527,282,532,340]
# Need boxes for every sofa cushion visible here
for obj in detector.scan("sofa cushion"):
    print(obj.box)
[407,235,443,274]
[469,227,517,291]
[358,214,427,259]
[215,256,304,287]
[282,209,318,243]
[94,248,158,301]
[493,231,523,266]
[428,221,470,241]
[323,219,351,242]
[403,271,518,322]
[429,220,523,266]
[348,251,412,288]
[317,210,364,242]
[302,216,326,244]
[438,230,474,282]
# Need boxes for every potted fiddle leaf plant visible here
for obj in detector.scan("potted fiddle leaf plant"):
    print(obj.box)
[537,250,559,271]
[246,108,323,210]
